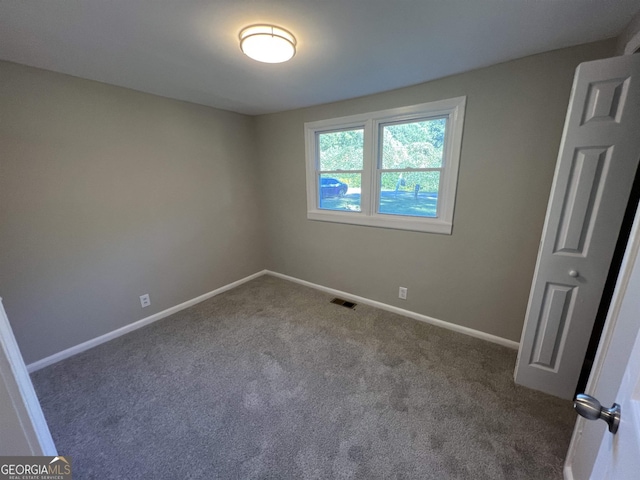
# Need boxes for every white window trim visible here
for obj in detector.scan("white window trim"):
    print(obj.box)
[304,96,466,234]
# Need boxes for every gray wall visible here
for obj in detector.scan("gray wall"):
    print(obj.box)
[254,40,615,343]
[0,39,616,365]
[0,61,266,364]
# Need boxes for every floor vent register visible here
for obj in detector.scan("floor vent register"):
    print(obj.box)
[330,298,357,309]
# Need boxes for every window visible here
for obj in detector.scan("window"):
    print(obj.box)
[305,97,466,234]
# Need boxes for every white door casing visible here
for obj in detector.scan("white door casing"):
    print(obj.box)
[565,200,640,479]
[0,297,56,455]
[515,54,640,399]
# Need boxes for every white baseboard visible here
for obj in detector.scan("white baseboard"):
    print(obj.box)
[28,268,518,372]
[563,464,575,480]
[27,270,268,372]
[265,270,520,350]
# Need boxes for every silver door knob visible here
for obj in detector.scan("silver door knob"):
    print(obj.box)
[569,270,579,277]
[574,393,620,434]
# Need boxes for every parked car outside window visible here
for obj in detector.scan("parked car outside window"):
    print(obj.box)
[320,177,348,198]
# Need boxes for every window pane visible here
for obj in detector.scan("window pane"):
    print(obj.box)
[378,172,440,218]
[381,118,446,169]
[319,129,364,171]
[319,173,361,212]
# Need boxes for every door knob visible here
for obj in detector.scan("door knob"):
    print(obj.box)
[574,393,620,434]
[569,270,579,277]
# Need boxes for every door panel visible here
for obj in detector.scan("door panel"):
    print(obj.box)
[554,147,609,254]
[530,283,574,370]
[581,77,629,125]
[515,54,640,399]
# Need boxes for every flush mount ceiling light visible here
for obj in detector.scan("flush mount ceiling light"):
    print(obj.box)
[239,25,296,63]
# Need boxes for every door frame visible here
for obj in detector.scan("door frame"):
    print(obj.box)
[564,200,640,478]
[0,297,56,455]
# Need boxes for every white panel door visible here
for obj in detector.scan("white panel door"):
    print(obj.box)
[515,54,640,399]
[565,201,640,480]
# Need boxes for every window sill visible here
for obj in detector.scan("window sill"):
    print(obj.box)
[307,210,453,234]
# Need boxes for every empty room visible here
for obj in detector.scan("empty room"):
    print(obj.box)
[2,1,640,479]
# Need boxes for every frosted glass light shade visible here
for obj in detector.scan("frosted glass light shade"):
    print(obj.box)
[240,25,296,63]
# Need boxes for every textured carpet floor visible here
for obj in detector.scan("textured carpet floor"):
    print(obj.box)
[32,275,575,479]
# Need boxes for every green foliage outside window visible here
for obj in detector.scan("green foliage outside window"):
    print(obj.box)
[318,118,445,192]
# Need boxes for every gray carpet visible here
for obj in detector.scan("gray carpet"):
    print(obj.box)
[31,275,575,479]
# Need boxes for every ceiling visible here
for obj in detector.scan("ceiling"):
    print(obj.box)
[1,1,638,115]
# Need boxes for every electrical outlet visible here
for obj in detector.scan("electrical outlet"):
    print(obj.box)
[399,287,407,300]
[140,294,150,308]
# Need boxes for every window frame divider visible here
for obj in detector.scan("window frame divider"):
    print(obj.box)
[304,96,466,234]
